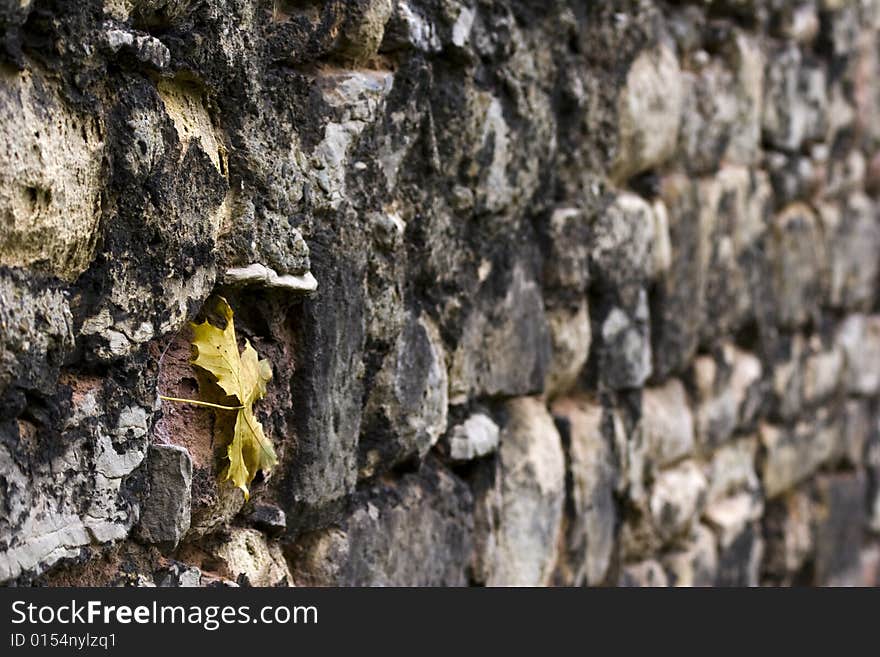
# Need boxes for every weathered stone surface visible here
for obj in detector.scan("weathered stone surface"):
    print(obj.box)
[652,174,711,379]
[677,33,763,173]
[589,193,656,389]
[765,151,823,209]
[868,429,880,534]
[284,246,366,530]
[824,149,866,200]
[691,344,763,448]
[836,314,880,396]
[449,263,552,402]
[819,194,880,310]
[802,337,845,408]
[360,312,448,477]
[288,461,473,586]
[767,333,847,421]
[544,302,591,400]
[4,0,880,589]
[649,460,707,542]
[663,524,718,587]
[541,206,590,294]
[835,399,872,466]
[483,397,565,586]
[772,2,820,43]
[552,397,617,586]
[705,437,761,506]
[597,290,652,390]
[700,167,771,343]
[448,412,500,462]
[612,45,683,183]
[762,203,825,329]
[618,559,669,587]
[468,457,502,585]
[762,490,814,584]
[641,379,696,468]
[769,334,808,421]
[859,544,880,587]
[0,392,148,582]
[813,472,868,586]
[713,517,763,587]
[760,416,838,498]
[136,444,193,549]
[0,269,74,397]
[205,528,292,587]
[244,503,287,538]
[0,69,104,280]
[154,562,203,588]
[589,193,655,295]
[762,44,828,153]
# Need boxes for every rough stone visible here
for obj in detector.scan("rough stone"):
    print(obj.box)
[0,392,148,582]
[762,490,814,584]
[360,312,448,477]
[813,472,868,586]
[288,461,473,586]
[835,399,872,466]
[760,416,838,498]
[224,263,317,294]
[105,25,171,70]
[0,69,105,280]
[705,491,764,544]
[769,334,808,421]
[765,151,824,208]
[589,193,655,295]
[677,34,764,173]
[618,559,669,587]
[773,2,821,43]
[652,174,711,379]
[662,524,719,587]
[713,517,763,587]
[552,397,617,586]
[705,437,761,506]
[155,562,202,588]
[244,503,287,538]
[449,263,552,402]
[541,206,590,294]
[284,241,367,530]
[612,44,684,182]
[544,302,591,399]
[206,528,292,587]
[691,344,763,448]
[762,44,828,152]
[700,167,771,343]
[836,315,880,396]
[824,149,866,199]
[4,0,880,590]
[0,269,74,397]
[868,429,880,533]
[819,194,880,310]
[649,460,707,542]
[484,397,565,586]
[597,289,653,390]
[641,379,696,468]
[802,337,845,407]
[762,203,825,329]
[136,444,193,549]
[448,412,500,462]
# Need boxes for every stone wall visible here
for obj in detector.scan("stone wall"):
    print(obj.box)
[2,0,880,587]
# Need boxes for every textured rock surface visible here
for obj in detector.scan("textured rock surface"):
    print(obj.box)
[3,0,880,588]
[482,397,565,586]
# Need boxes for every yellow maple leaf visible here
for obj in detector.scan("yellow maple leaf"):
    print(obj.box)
[161,296,276,499]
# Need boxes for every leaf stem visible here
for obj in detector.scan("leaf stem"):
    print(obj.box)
[159,395,244,411]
